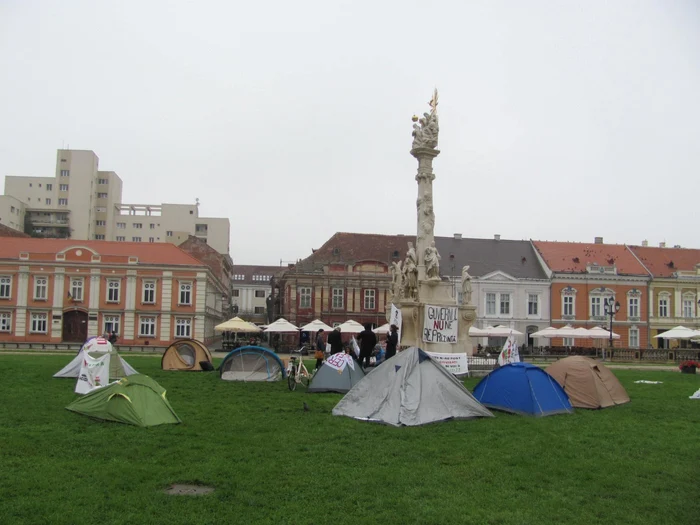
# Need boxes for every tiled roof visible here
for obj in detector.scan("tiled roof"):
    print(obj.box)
[0,237,205,266]
[533,241,648,276]
[232,264,285,285]
[628,245,700,278]
[0,224,29,238]
[292,232,548,279]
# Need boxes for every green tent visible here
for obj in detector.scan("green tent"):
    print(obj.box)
[66,375,182,427]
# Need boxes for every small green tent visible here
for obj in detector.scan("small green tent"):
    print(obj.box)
[66,375,181,427]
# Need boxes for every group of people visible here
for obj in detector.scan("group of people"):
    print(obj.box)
[313,323,400,371]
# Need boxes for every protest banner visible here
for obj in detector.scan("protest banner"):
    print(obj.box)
[426,352,469,376]
[423,305,458,343]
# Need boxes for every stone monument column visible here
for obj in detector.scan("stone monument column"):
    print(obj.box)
[413,148,438,282]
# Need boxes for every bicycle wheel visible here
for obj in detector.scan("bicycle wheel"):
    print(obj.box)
[288,370,297,391]
[299,368,310,388]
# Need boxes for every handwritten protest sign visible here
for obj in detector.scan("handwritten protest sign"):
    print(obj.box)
[423,305,458,343]
[427,352,469,375]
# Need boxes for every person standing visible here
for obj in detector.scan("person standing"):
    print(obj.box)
[327,326,343,355]
[314,329,325,371]
[385,324,399,360]
[357,323,377,369]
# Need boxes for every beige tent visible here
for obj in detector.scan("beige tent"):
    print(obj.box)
[161,339,213,371]
[215,317,262,333]
[546,356,630,409]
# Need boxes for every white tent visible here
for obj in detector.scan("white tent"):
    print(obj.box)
[53,337,138,379]
[337,320,364,334]
[299,319,333,332]
[468,326,488,336]
[373,323,391,334]
[483,325,524,337]
[588,326,621,339]
[332,347,493,426]
[215,317,262,333]
[529,327,560,338]
[263,318,299,332]
[653,326,700,340]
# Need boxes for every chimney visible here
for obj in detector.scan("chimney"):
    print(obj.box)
[494,234,501,241]
[641,240,648,247]
[594,237,603,244]
[673,245,681,249]
[453,233,462,240]
[659,242,666,248]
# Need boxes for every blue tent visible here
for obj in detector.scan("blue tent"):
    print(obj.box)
[219,346,286,381]
[473,362,573,417]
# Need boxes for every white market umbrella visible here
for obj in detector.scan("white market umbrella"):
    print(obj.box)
[653,326,700,340]
[337,320,364,334]
[588,326,621,340]
[484,325,524,337]
[468,326,488,337]
[299,319,333,332]
[530,327,559,338]
[553,325,582,338]
[373,323,391,334]
[572,327,593,338]
[215,317,262,333]
[263,318,300,333]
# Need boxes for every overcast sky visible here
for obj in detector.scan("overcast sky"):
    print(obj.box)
[1,1,699,265]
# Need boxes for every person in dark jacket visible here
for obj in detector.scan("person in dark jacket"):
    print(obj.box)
[385,324,399,360]
[314,329,325,371]
[357,324,377,369]
[327,326,343,354]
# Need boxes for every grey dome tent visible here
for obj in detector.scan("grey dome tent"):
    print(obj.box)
[219,345,286,382]
[308,360,366,394]
[53,336,137,379]
[332,347,493,426]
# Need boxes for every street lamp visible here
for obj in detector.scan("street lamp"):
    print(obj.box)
[603,296,620,360]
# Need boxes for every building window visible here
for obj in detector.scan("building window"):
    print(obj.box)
[175,318,191,338]
[58,198,68,206]
[364,289,376,310]
[59,184,69,191]
[30,312,48,333]
[299,287,312,308]
[254,306,265,314]
[104,315,120,335]
[142,281,156,303]
[562,337,574,347]
[499,294,510,315]
[0,312,11,332]
[60,170,69,177]
[232,289,240,298]
[332,288,344,309]
[166,231,173,237]
[0,276,11,299]
[98,178,108,185]
[233,274,245,281]
[34,277,48,300]
[527,294,539,316]
[255,290,265,298]
[486,293,496,315]
[96,207,106,212]
[70,278,84,302]
[134,223,142,229]
[139,316,156,337]
[46,184,52,190]
[107,280,120,303]
[590,297,601,317]
[97,193,108,199]
[95,234,105,240]
[46,198,51,205]
[132,237,141,242]
[117,222,126,229]
[116,236,125,242]
[96,220,106,226]
[563,296,574,316]
[658,296,669,317]
[148,237,155,243]
[628,297,639,318]
[179,282,192,305]
[629,327,639,348]
[682,296,695,318]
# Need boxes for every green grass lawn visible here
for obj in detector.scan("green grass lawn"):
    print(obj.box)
[0,355,698,525]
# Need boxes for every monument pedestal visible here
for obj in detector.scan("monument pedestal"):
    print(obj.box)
[388,280,477,356]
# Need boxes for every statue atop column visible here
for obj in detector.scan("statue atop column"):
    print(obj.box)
[411,89,440,150]
[461,266,472,304]
[390,260,403,301]
[424,241,441,280]
[402,242,418,300]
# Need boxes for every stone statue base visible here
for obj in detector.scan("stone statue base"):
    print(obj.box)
[388,280,477,356]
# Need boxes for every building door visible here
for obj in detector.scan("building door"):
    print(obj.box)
[62,310,88,342]
[527,325,539,349]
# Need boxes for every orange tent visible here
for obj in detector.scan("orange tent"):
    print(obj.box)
[161,339,213,371]
[546,356,630,409]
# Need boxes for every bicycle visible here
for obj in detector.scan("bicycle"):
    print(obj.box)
[287,351,311,391]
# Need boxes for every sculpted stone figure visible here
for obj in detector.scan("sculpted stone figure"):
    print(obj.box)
[424,241,441,280]
[461,265,472,304]
[390,260,403,300]
[411,89,440,150]
[402,242,418,300]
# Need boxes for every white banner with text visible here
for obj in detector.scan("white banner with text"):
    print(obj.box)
[427,352,469,375]
[423,305,459,343]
